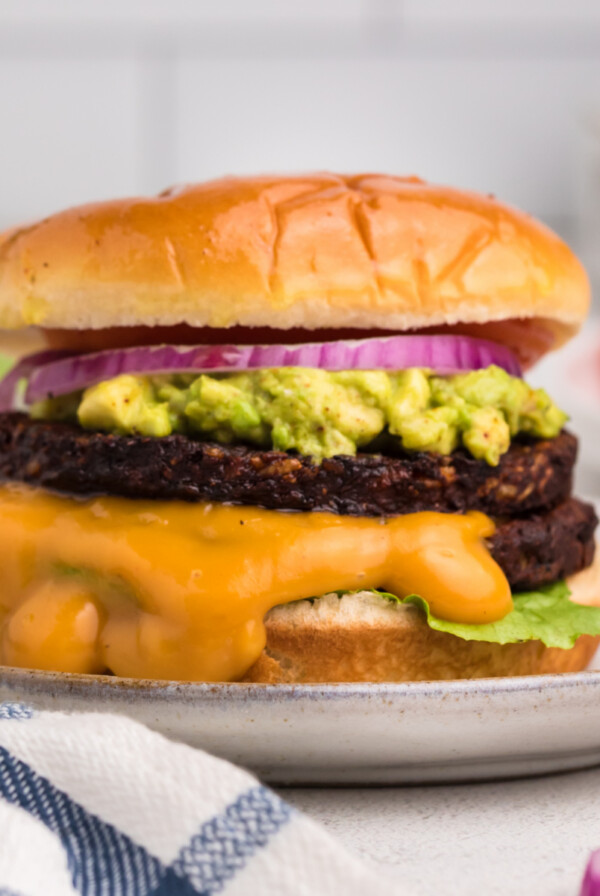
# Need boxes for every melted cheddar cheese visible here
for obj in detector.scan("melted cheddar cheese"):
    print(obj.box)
[0,484,512,681]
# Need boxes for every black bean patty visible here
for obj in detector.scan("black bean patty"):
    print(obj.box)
[490,498,597,592]
[0,413,577,517]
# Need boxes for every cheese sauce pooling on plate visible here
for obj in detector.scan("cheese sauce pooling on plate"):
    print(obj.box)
[0,484,511,681]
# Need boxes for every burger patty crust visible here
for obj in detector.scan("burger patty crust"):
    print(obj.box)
[0,413,576,517]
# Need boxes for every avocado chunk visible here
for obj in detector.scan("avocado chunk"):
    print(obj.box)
[78,375,172,437]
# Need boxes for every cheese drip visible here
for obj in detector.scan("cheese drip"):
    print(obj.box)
[0,484,512,681]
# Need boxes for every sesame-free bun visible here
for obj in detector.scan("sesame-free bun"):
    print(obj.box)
[0,174,589,362]
[243,555,600,683]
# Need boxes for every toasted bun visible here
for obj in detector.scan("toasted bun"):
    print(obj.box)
[0,174,589,360]
[243,556,600,683]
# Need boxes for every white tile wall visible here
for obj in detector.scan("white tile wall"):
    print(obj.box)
[0,58,141,224]
[175,56,600,221]
[0,0,367,26]
[403,0,600,24]
[0,0,599,291]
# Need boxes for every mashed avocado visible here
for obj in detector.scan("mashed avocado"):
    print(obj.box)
[32,365,567,465]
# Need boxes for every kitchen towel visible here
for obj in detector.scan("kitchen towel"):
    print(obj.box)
[0,702,402,896]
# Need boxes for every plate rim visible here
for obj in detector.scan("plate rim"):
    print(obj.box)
[2,664,600,702]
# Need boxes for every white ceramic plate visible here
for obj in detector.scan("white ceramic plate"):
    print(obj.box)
[2,665,600,784]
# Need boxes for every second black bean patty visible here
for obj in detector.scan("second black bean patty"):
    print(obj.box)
[490,498,596,592]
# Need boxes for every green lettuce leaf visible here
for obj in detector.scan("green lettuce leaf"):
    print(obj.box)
[370,582,600,649]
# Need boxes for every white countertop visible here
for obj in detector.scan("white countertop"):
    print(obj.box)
[281,767,599,895]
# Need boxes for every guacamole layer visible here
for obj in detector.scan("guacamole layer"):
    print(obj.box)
[32,365,567,465]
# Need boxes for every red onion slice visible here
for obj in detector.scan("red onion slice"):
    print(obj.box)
[0,335,521,409]
[580,850,600,896]
[0,350,76,411]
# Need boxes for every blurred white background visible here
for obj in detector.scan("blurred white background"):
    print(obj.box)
[1,0,599,487]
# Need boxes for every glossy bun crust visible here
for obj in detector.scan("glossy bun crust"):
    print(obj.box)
[0,174,589,355]
[243,558,600,683]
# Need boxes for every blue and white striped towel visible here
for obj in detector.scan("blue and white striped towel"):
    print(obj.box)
[0,702,401,896]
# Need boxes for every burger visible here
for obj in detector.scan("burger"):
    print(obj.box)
[0,172,598,683]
